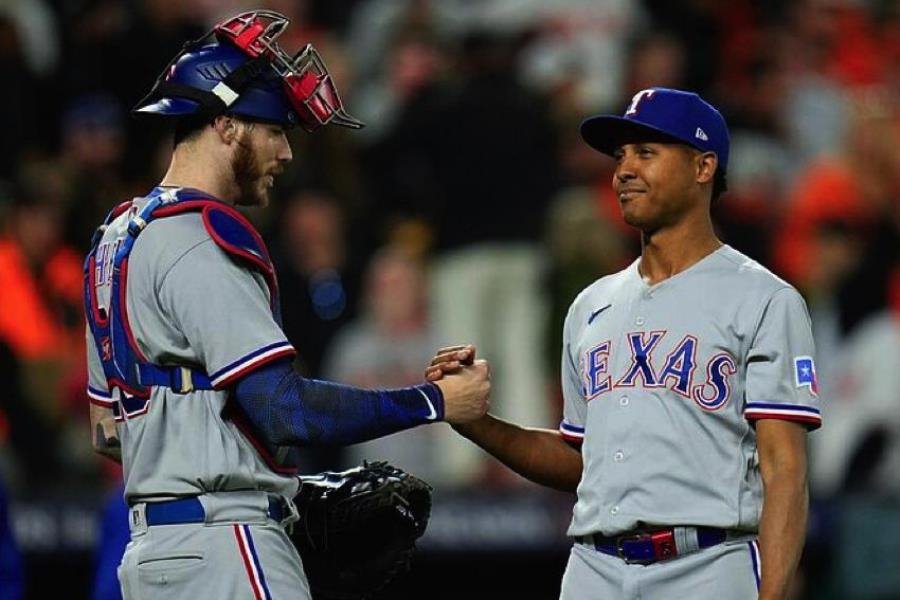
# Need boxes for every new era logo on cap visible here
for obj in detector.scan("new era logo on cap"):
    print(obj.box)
[579,87,730,172]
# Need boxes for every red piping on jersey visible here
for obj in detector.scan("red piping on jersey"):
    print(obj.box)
[226,399,299,476]
[213,347,297,390]
[746,413,821,425]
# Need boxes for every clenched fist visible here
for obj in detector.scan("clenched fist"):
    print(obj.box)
[428,345,489,424]
[425,345,477,382]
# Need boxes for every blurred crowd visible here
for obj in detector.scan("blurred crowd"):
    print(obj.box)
[0,0,899,594]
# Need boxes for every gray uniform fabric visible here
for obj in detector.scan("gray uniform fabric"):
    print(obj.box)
[88,200,298,500]
[121,493,308,600]
[557,245,821,598]
[86,194,308,599]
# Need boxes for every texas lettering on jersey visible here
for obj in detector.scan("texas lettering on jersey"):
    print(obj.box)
[580,331,737,411]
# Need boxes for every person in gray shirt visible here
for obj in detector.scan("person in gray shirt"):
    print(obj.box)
[429,88,821,600]
[84,11,490,600]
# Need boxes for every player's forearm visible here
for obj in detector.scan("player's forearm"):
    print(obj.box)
[758,472,807,600]
[234,359,442,446]
[90,405,122,464]
[757,422,809,600]
[453,414,582,492]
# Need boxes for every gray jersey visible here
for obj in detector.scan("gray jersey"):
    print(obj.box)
[559,245,821,537]
[86,196,299,502]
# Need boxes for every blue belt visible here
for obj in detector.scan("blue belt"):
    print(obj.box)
[575,527,729,564]
[137,363,214,393]
[141,496,287,526]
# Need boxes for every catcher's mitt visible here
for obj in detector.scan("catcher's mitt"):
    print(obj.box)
[290,461,433,599]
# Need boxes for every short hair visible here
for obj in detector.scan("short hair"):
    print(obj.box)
[172,114,212,147]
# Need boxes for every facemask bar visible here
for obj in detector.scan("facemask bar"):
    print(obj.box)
[282,45,365,131]
[215,10,289,58]
[214,10,364,132]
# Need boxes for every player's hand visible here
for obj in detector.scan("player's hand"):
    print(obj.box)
[434,359,490,424]
[424,345,476,381]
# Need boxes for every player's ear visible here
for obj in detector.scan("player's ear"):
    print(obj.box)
[696,152,718,185]
[213,115,239,144]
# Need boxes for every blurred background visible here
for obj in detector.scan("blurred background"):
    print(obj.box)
[0,0,898,598]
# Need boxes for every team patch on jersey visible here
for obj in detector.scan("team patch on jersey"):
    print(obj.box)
[794,356,818,397]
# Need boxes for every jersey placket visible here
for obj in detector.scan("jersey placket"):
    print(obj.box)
[604,285,650,526]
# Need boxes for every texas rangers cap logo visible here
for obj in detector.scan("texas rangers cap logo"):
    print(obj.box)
[579,87,730,172]
[794,356,818,397]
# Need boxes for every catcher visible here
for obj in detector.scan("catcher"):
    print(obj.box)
[83,10,489,600]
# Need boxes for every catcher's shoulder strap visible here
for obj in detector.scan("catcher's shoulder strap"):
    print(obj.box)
[83,187,279,411]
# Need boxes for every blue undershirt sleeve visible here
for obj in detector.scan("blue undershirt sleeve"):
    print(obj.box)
[232,358,446,446]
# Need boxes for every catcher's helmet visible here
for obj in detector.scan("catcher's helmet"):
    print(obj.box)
[134,10,363,132]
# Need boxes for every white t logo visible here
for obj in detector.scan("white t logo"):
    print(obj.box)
[626,89,656,115]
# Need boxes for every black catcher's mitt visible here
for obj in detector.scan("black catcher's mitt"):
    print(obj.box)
[290,461,433,599]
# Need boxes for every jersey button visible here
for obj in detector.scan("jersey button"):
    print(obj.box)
[635,316,645,326]
[610,506,619,515]
[614,450,625,462]
[619,396,629,406]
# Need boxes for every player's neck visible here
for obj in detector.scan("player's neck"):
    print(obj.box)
[638,219,722,286]
[159,144,238,204]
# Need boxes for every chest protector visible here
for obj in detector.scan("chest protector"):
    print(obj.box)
[84,187,283,419]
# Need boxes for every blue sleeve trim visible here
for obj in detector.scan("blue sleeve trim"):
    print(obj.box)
[559,420,585,444]
[744,401,822,430]
[560,420,585,434]
[744,402,820,415]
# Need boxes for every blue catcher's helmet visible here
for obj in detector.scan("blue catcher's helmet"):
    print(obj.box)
[133,10,363,132]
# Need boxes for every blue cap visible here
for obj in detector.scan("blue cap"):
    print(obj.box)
[580,88,730,172]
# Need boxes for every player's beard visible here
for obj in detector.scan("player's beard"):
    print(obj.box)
[232,136,270,208]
